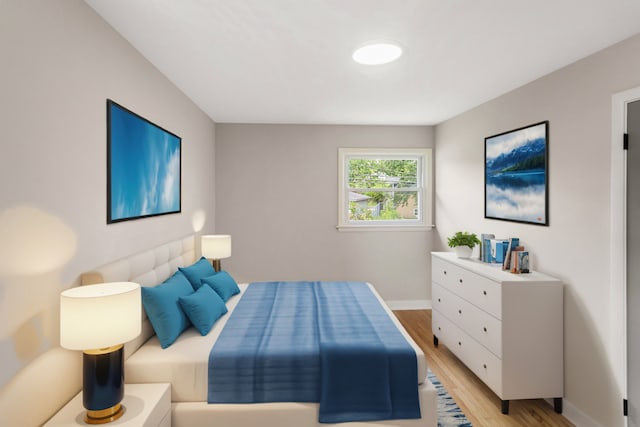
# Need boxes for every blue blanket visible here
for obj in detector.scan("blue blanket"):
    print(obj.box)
[208,281,420,423]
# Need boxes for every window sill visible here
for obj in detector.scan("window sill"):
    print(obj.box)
[336,224,435,232]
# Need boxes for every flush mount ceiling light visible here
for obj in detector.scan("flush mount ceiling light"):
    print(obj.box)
[352,42,402,65]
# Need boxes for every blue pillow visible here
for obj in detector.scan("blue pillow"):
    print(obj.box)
[178,257,216,290]
[201,271,240,302]
[178,285,228,336]
[141,271,194,349]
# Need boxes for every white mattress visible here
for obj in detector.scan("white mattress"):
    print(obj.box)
[126,282,428,402]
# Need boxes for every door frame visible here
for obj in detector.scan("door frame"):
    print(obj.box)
[612,86,640,424]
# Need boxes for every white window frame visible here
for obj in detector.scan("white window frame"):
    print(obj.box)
[337,147,433,231]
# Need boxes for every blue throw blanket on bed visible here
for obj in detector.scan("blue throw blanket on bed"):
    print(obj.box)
[207,281,420,423]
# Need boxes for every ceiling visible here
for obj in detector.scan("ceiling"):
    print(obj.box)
[85,0,640,125]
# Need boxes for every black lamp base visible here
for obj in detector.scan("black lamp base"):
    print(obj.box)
[83,345,125,425]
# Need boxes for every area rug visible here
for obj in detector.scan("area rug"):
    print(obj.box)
[428,370,473,427]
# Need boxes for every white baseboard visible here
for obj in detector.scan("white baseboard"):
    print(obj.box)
[387,299,431,310]
[549,398,604,427]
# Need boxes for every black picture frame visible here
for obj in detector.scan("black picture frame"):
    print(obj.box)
[107,99,182,224]
[484,121,549,226]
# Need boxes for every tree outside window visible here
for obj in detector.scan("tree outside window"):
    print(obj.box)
[338,148,432,229]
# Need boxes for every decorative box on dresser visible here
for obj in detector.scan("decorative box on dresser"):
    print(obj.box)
[431,252,563,414]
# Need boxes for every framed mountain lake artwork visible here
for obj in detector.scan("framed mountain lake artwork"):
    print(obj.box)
[484,121,548,226]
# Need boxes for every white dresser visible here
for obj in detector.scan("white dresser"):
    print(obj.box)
[431,252,563,414]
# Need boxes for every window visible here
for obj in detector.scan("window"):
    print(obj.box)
[338,148,432,230]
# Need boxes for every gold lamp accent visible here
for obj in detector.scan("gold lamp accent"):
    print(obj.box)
[201,234,232,272]
[60,282,141,424]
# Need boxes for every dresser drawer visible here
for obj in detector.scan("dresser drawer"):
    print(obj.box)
[432,310,445,341]
[432,311,503,397]
[432,283,502,357]
[432,283,458,324]
[463,335,503,398]
[432,255,458,290]
[432,309,463,356]
[432,256,502,319]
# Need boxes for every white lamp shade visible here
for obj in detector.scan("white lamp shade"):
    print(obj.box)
[201,235,232,259]
[60,282,141,350]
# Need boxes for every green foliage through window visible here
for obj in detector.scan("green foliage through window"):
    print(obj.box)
[348,159,417,189]
[347,158,419,221]
[339,148,431,228]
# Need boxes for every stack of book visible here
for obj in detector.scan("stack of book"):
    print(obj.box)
[503,237,530,273]
[479,234,509,264]
[479,234,530,273]
[479,234,495,263]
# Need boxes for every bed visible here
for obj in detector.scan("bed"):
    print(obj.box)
[81,235,437,427]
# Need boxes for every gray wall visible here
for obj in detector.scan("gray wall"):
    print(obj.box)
[435,33,640,427]
[0,1,216,425]
[215,124,434,303]
[2,0,636,425]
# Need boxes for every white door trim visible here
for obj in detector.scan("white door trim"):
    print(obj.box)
[611,86,640,424]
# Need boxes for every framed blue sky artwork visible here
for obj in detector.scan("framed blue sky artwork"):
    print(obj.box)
[107,99,181,224]
[485,121,548,226]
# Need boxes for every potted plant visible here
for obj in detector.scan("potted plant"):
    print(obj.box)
[447,231,481,258]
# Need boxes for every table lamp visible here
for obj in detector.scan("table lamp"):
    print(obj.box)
[60,282,141,424]
[201,234,231,272]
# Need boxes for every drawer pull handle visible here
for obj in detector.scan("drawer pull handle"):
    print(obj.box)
[458,309,462,314]
[438,298,441,303]
[444,270,447,275]
[483,326,487,332]
[458,341,462,346]
[483,364,487,369]
[483,290,487,295]
[438,327,441,331]
[459,279,463,284]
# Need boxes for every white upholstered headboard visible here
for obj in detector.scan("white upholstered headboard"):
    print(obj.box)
[81,235,196,358]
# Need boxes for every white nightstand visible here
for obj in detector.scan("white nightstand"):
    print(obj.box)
[44,383,171,427]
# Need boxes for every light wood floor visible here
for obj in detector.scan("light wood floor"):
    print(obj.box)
[394,309,574,427]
